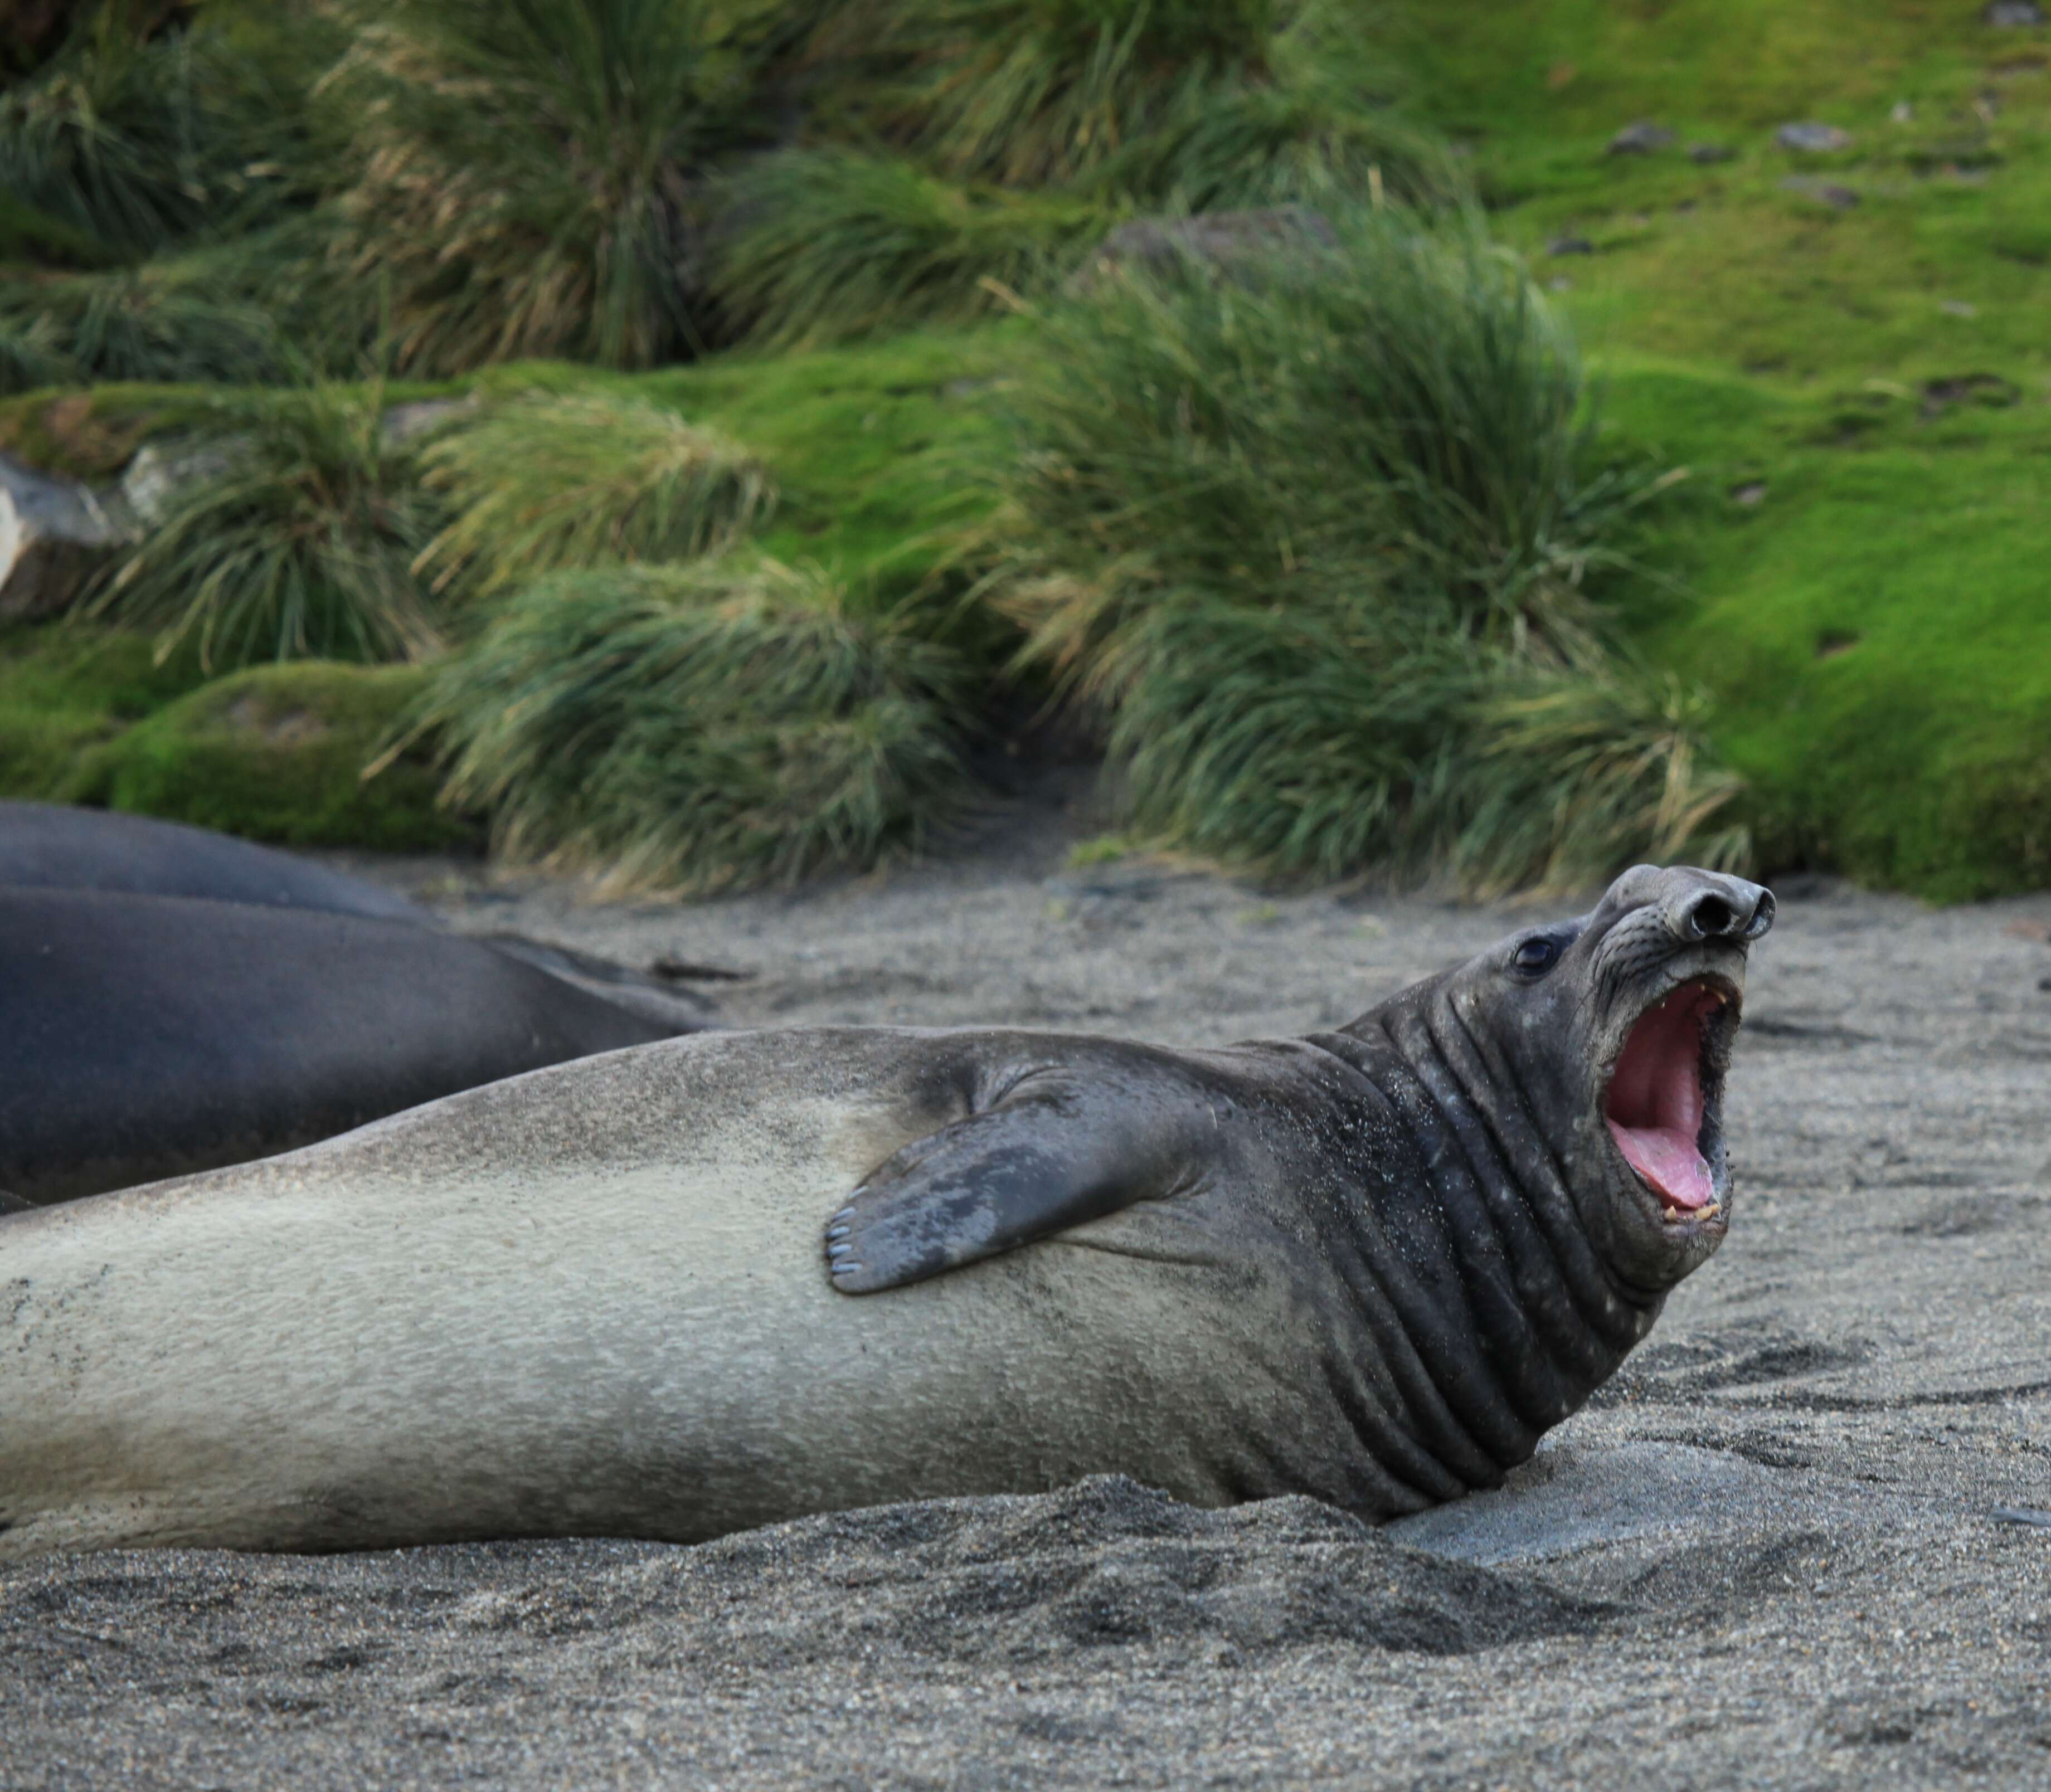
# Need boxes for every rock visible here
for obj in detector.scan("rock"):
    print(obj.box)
[118,438,245,529]
[1921,373,2019,416]
[1940,298,1980,317]
[1781,176,1861,208]
[114,401,470,535]
[1687,143,1736,164]
[1731,482,1767,507]
[1607,120,1674,155]
[0,452,129,620]
[1547,235,1595,256]
[1985,1,2044,25]
[380,397,478,448]
[1777,121,1853,152]
[1892,101,1916,123]
[1070,207,1338,293]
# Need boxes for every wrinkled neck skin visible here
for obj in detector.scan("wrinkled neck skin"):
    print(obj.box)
[1240,973,1675,1511]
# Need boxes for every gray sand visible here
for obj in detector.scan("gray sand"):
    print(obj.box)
[7,790,2051,1788]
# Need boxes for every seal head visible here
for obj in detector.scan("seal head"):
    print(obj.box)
[1435,862,1773,1297]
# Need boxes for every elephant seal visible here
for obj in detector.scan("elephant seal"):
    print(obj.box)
[0,799,436,923]
[0,864,1771,1560]
[0,800,717,1029]
[0,889,692,1203]
[0,806,719,1201]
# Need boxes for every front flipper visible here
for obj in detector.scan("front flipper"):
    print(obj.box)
[825,1062,1226,1295]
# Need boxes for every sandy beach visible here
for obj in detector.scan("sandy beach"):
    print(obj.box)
[6,787,2051,1789]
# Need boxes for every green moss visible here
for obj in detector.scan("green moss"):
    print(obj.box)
[0,623,214,796]
[1599,359,2051,900]
[0,386,181,479]
[1370,0,2051,384]
[64,661,472,851]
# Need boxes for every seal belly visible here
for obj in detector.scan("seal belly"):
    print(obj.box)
[0,1030,1288,1560]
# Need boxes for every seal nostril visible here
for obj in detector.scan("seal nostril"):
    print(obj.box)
[1690,895,1734,938]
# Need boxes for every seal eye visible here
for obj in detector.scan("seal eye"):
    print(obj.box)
[1511,937,1560,976]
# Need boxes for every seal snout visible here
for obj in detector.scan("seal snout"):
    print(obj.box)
[1661,873,1775,947]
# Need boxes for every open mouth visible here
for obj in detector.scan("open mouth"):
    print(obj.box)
[1603,979,1736,1226]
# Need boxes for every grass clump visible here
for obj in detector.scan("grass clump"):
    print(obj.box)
[0,308,75,393]
[417,559,975,893]
[1032,592,1481,878]
[993,206,1742,885]
[710,0,1459,344]
[326,0,749,374]
[799,0,1447,202]
[418,390,775,596]
[0,9,237,257]
[1005,209,1645,652]
[91,382,444,668]
[1455,664,1751,897]
[0,3,330,258]
[0,257,289,393]
[800,0,1277,189]
[708,152,1110,347]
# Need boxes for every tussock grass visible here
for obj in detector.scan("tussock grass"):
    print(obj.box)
[1456,664,1751,897]
[1091,46,1460,214]
[716,0,1460,345]
[417,560,975,893]
[0,257,289,392]
[1055,590,1484,879]
[0,309,75,393]
[326,0,745,374]
[0,5,323,259]
[1004,208,1651,656]
[800,0,1275,189]
[91,382,444,669]
[991,206,1739,886]
[0,11,226,256]
[709,150,1109,346]
[417,391,776,595]
[796,0,1447,202]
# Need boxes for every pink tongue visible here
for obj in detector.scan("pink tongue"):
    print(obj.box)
[1607,1121,1716,1210]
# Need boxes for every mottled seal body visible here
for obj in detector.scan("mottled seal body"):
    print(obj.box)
[0,865,1771,1560]
[0,805,715,1201]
